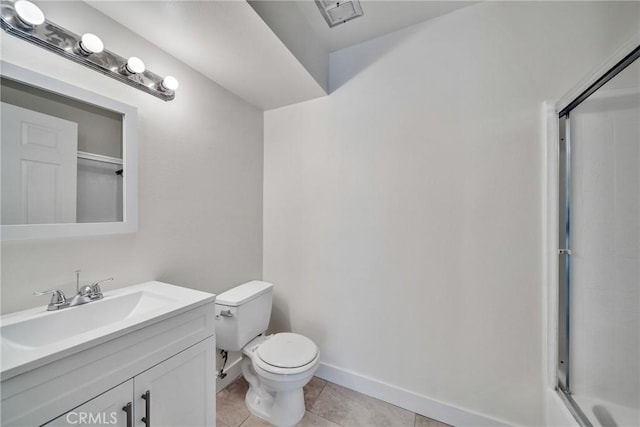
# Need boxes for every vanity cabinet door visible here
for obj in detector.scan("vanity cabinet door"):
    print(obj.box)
[133,336,215,427]
[45,380,133,427]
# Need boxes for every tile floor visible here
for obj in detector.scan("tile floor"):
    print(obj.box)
[216,376,452,427]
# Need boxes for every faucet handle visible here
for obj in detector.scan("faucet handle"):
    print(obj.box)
[34,289,68,310]
[90,277,113,296]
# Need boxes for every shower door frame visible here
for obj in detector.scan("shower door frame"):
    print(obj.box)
[555,43,640,427]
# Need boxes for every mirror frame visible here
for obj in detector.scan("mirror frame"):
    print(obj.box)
[1,61,138,240]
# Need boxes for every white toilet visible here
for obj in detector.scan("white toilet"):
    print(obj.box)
[215,281,320,427]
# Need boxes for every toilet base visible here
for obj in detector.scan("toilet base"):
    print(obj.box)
[245,386,304,427]
[242,358,306,427]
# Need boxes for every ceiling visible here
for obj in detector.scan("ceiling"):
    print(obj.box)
[294,1,477,52]
[88,1,327,110]
[89,1,477,110]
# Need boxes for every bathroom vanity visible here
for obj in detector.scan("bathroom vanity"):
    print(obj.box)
[0,281,216,426]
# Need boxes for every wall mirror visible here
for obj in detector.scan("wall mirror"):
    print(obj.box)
[0,61,137,240]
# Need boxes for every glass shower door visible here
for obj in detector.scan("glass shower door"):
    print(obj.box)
[559,54,639,427]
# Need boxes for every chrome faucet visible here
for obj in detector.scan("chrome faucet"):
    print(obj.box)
[72,277,113,305]
[34,275,114,311]
[33,289,69,311]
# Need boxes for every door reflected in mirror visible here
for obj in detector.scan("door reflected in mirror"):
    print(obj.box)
[1,77,124,225]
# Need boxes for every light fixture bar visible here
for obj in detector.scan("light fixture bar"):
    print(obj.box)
[0,0,177,101]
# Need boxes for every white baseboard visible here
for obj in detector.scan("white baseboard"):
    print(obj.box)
[315,362,512,427]
[216,356,243,393]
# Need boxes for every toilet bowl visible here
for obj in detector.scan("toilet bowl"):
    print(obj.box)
[241,333,320,426]
[214,281,319,427]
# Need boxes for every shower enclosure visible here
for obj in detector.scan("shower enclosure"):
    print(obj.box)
[557,45,640,426]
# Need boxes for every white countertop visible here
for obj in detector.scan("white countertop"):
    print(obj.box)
[1,281,215,380]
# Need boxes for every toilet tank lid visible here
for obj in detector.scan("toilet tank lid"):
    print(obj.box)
[216,281,273,307]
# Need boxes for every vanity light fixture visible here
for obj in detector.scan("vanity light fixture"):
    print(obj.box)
[75,33,104,56]
[13,0,43,28]
[0,0,178,101]
[120,56,145,75]
[159,75,179,92]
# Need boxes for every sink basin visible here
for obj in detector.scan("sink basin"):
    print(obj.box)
[1,281,215,380]
[2,291,173,348]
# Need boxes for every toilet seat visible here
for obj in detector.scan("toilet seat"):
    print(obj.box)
[258,333,317,368]
[248,333,319,375]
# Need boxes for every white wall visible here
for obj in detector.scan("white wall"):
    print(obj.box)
[1,2,263,314]
[263,2,640,425]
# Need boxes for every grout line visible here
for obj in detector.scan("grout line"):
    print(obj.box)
[315,411,343,427]
[237,413,250,427]
[307,377,329,417]
[413,412,418,427]
[317,377,328,398]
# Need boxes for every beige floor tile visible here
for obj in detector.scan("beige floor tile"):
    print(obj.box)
[239,414,271,427]
[304,377,328,409]
[414,414,452,427]
[297,411,341,427]
[217,376,251,427]
[310,383,415,427]
[217,418,233,427]
[297,412,342,427]
[241,411,340,427]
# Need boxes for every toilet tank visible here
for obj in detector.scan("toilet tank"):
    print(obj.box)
[214,281,273,351]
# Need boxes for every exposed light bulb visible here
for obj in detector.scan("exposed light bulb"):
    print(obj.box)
[124,57,145,74]
[14,0,45,28]
[160,76,179,92]
[76,33,104,56]
[119,57,145,76]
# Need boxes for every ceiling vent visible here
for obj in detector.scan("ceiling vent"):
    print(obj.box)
[315,1,364,28]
